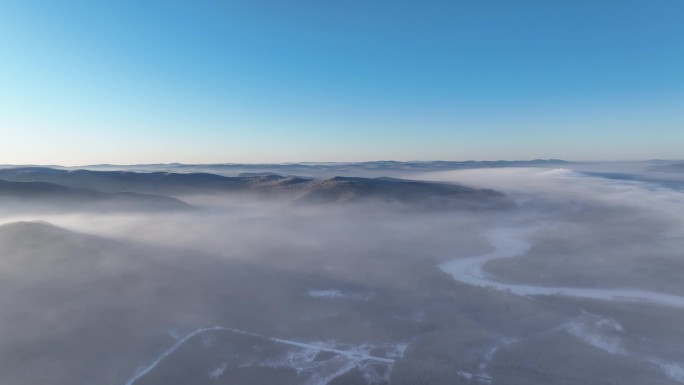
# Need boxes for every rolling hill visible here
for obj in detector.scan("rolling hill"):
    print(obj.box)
[0,168,511,210]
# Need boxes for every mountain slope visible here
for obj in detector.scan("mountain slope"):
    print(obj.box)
[649,162,684,173]
[0,222,410,385]
[0,179,190,212]
[0,168,511,209]
[291,176,510,209]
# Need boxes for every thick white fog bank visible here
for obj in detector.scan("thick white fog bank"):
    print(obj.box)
[414,167,684,231]
[0,199,493,273]
[2,166,684,385]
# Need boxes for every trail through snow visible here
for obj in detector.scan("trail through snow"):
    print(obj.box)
[123,326,394,385]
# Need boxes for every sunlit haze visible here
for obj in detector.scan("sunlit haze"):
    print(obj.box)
[2,3,684,385]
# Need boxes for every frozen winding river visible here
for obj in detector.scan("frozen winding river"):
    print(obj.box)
[439,226,684,308]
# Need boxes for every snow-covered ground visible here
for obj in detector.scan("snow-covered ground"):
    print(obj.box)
[561,316,626,355]
[307,289,346,298]
[306,289,374,301]
[439,226,684,308]
[123,326,400,385]
[439,226,684,383]
[124,326,226,385]
[559,313,684,383]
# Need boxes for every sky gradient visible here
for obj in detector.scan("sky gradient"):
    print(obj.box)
[1,0,683,165]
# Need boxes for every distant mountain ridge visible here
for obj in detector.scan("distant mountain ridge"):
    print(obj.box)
[0,168,512,210]
[79,159,571,176]
[0,178,191,212]
[1,159,571,178]
[290,176,510,209]
[648,163,684,173]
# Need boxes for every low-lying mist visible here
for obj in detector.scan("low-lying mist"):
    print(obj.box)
[1,163,684,385]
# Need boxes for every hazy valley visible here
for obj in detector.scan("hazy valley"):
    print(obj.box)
[0,161,683,385]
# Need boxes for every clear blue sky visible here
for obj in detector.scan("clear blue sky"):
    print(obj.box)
[1,0,682,165]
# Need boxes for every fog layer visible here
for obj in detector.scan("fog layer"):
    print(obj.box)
[1,163,683,385]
